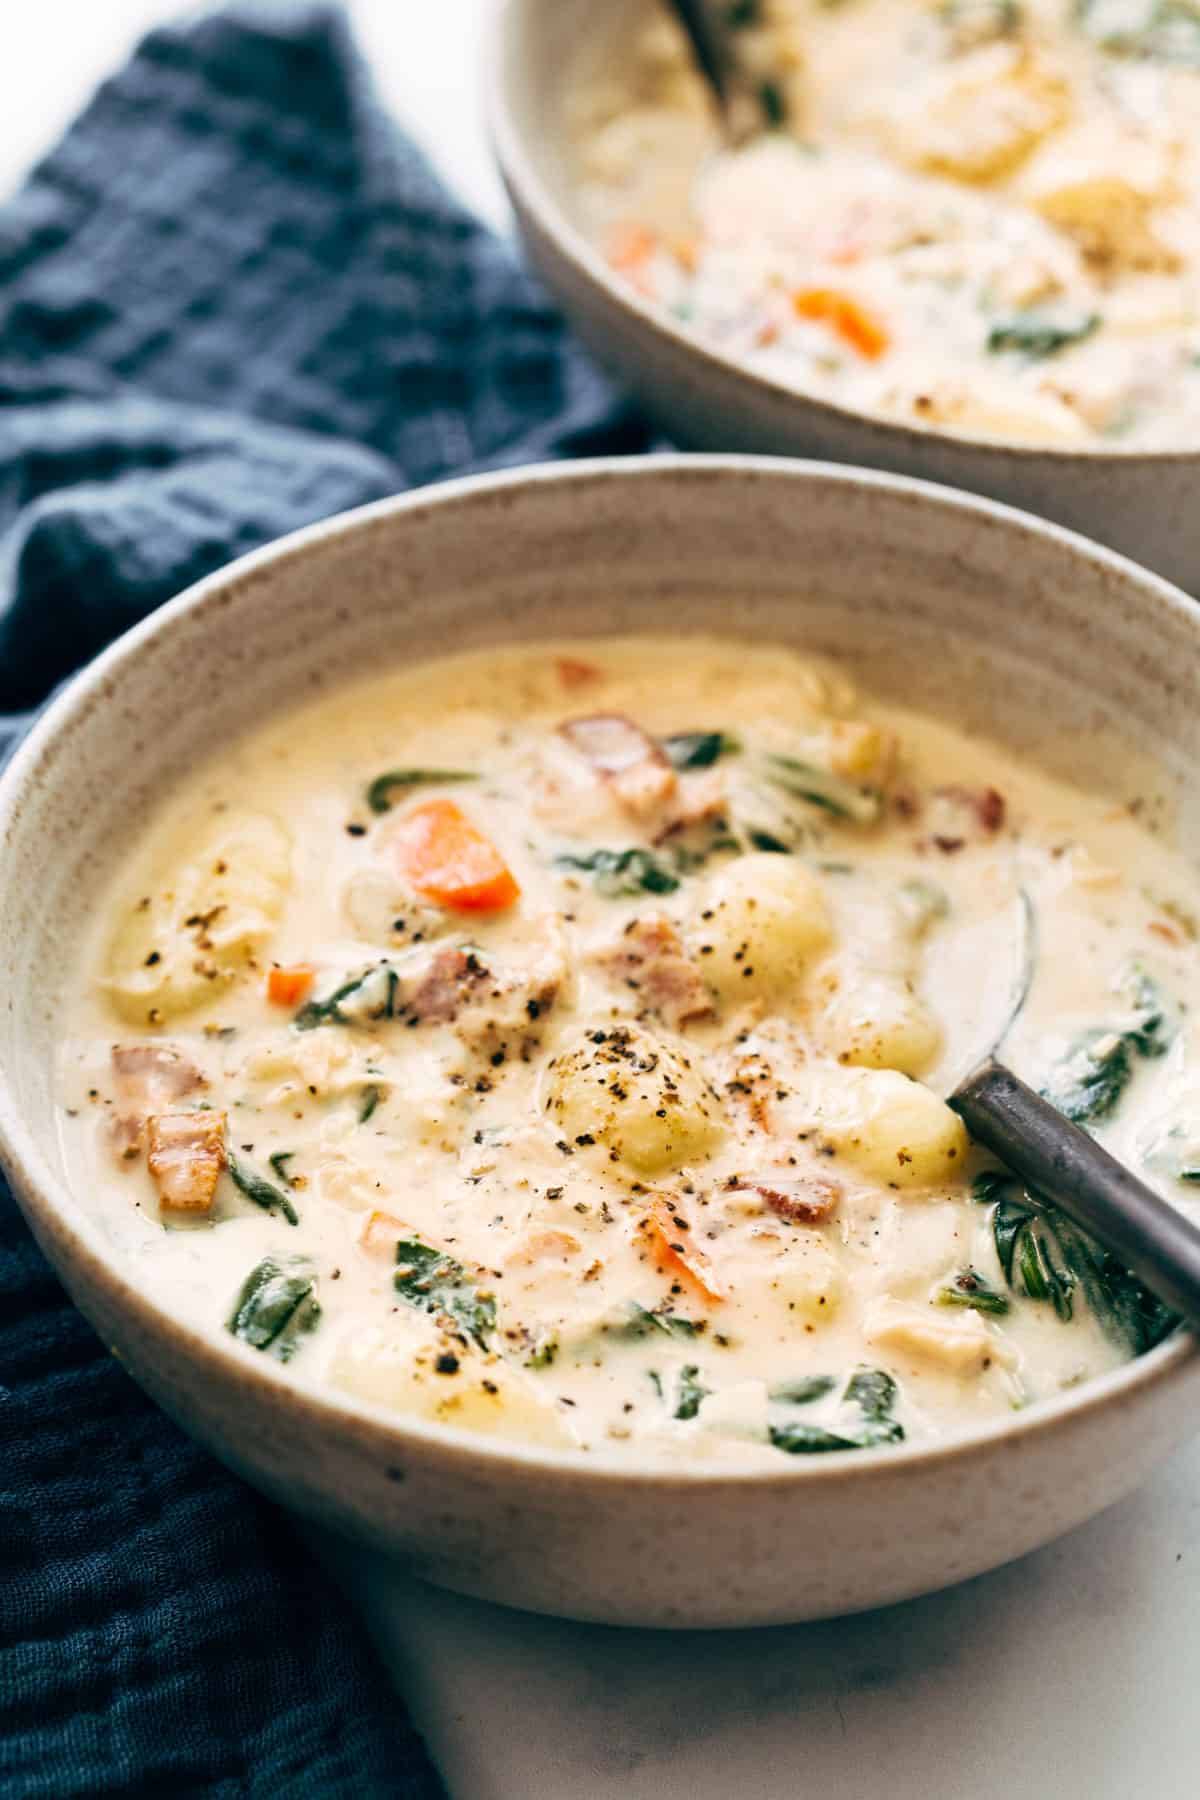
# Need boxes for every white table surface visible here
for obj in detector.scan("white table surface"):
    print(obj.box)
[8,7,1200,1796]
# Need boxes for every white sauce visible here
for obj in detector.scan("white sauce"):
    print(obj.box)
[56,637,1200,1465]
[572,0,1200,448]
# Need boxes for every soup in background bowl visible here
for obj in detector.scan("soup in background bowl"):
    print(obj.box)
[2,457,1199,1626]
[490,0,1200,593]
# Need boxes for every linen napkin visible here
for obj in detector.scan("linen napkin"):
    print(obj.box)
[0,3,647,1793]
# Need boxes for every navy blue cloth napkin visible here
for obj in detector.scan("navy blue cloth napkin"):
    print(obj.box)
[0,4,647,1793]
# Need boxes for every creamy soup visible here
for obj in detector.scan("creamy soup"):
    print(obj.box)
[572,0,1200,447]
[56,638,1197,1465]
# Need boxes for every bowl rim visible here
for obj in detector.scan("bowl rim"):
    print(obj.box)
[0,452,1196,1495]
[486,0,1200,469]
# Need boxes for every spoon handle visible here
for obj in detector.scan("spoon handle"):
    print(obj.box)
[662,0,731,104]
[950,1058,1200,1330]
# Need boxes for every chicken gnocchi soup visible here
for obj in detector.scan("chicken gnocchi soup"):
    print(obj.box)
[57,638,1194,1465]
[573,0,1200,447]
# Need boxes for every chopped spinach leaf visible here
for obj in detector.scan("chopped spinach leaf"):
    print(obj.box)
[843,1366,899,1423]
[294,963,400,1031]
[1077,0,1200,65]
[228,1152,299,1227]
[759,78,788,127]
[987,311,1100,359]
[936,1267,1011,1316]
[268,1150,296,1185]
[366,768,477,814]
[974,1169,1177,1351]
[394,1237,497,1349]
[358,1084,382,1124]
[747,828,792,854]
[662,731,741,770]
[763,753,882,825]
[525,1332,559,1370]
[619,1301,703,1340]
[940,0,1022,44]
[673,1364,711,1421]
[772,1366,905,1454]
[554,847,681,897]
[768,1374,837,1405]
[228,1256,319,1359]
[769,1422,864,1454]
[1041,1027,1132,1123]
[1120,963,1173,1057]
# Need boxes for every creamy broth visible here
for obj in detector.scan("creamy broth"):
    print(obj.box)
[572,0,1200,448]
[57,637,1198,1465]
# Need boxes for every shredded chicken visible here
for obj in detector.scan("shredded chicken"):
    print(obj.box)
[146,1111,227,1213]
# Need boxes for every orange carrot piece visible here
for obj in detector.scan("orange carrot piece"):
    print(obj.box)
[607,221,659,272]
[267,964,315,1007]
[393,799,520,913]
[643,1196,724,1304]
[793,288,890,360]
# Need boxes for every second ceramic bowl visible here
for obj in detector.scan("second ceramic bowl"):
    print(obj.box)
[489,0,1200,594]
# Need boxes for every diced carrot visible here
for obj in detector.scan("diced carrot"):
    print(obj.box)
[556,656,603,691]
[643,1195,724,1304]
[267,964,315,1007]
[360,1209,407,1258]
[793,288,890,360]
[392,799,520,913]
[607,221,659,273]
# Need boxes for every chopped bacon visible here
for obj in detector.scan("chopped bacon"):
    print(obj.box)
[111,1045,205,1158]
[655,768,728,843]
[929,785,1007,838]
[146,1111,226,1213]
[594,913,713,1029]
[405,946,495,1023]
[558,713,677,820]
[731,1174,841,1225]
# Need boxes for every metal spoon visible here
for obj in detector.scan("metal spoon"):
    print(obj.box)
[944,890,1200,1330]
[662,0,789,137]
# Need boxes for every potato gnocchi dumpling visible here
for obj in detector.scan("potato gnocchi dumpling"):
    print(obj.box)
[544,1021,725,1173]
[104,810,291,1023]
[694,855,832,1003]
[62,632,1188,1466]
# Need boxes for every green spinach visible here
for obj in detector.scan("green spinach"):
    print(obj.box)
[554,847,681,897]
[228,1152,299,1227]
[394,1237,497,1349]
[366,768,477,814]
[228,1256,319,1359]
[936,1267,1011,1316]
[673,1364,711,1421]
[662,731,741,771]
[988,311,1100,359]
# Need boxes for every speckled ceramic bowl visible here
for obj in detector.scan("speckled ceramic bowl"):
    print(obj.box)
[489,0,1200,595]
[1,457,1198,1629]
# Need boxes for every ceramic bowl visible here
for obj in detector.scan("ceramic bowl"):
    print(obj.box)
[488,0,1200,595]
[2,457,1199,1629]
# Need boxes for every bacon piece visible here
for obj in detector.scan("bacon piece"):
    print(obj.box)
[931,785,1007,837]
[405,946,495,1023]
[111,1045,205,1158]
[594,913,713,1029]
[146,1111,226,1213]
[731,1174,841,1225]
[558,713,677,820]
